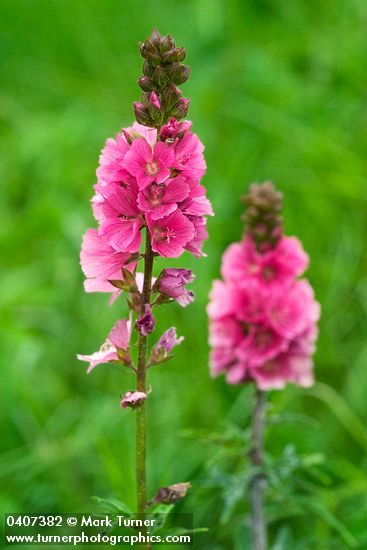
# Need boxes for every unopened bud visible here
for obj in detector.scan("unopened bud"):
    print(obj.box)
[171,97,190,119]
[138,76,155,92]
[133,101,154,127]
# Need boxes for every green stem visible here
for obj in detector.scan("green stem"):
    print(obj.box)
[249,389,267,550]
[136,229,154,515]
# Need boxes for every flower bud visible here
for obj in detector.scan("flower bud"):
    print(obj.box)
[151,64,169,88]
[150,482,190,504]
[150,328,184,365]
[166,63,190,85]
[161,46,187,64]
[121,391,147,409]
[171,97,190,120]
[133,102,154,127]
[153,268,195,307]
[136,304,156,336]
[138,76,155,92]
[161,85,182,111]
[242,182,283,252]
[160,33,176,54]
[148,91,161,110]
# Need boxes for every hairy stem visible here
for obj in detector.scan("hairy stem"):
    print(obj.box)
[136,229,154,514]
[249,389,267,550]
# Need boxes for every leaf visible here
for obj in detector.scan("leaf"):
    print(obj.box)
[308,382,367,453]
[271,526,293,550]
[291,495,358,548]
[92,496,133,515]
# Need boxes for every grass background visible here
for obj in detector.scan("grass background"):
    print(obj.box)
[1,0,367,548]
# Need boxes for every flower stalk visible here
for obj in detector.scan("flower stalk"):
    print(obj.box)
[136,229,154,513]
[77,28,212,525]
[249,389,267,550]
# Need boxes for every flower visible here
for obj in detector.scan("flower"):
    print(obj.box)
[77,318,132,373]
[160,118,192,141]
[150,327,184,364]
[149,91,161,110]
[123,138,174,189]
[96,133,131,187]
[137,176,189,219]
[147,210,194,258]
[153,268,195,306]
[99,181,143,253]
[80,229,131,280]
[121,391,147,409]
[136,304,156,336]
[184,216,208,257]
[173,132,206,184]
[208,182,320,390]
[80,229,135,302]
[222,235,309,286]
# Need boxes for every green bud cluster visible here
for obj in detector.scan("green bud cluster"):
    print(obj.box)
[133,29,190,129]
[242,182,283,252]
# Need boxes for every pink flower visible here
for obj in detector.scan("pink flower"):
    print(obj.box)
[266,280,320,339]
[236,325,289,368]
[147,210,194,258]
[77,318,132,373]
[99,181,143,253]
[154,268,195,306]
[207,280,237,321]
[137,176,189,219]
[160,118,192,141]
[150,327,184,364]
[184,216,208,257]
[222,236,309,286]
[208,210,320,390]
[80,229,131,280]
[136,304,156,336]
[149,91,161,110]
[173,132,206,184]
[96,132,131,187]
[123,138,174,189]
[80,229,136,302]
[125,121,157,146]
[121,391,147,409]
[181,184,214,216]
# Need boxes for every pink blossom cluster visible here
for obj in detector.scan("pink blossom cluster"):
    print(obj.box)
[208,235,320,390]
[80,119,213,300]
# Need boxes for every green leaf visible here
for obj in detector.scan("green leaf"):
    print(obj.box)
[92,496,133,515]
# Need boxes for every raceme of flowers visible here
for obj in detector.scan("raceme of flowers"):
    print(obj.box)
[77,28,213,418]
[81,119,212,301]
[208,182,320,391]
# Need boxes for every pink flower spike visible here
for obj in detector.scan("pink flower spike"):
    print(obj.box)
[208,182,320,391]
[121,391,147,409]
[137,176,189,220]
[147,210,194,258]
[123,138,174,189]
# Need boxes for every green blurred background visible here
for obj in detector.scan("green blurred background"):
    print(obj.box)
[1,0,367,548]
